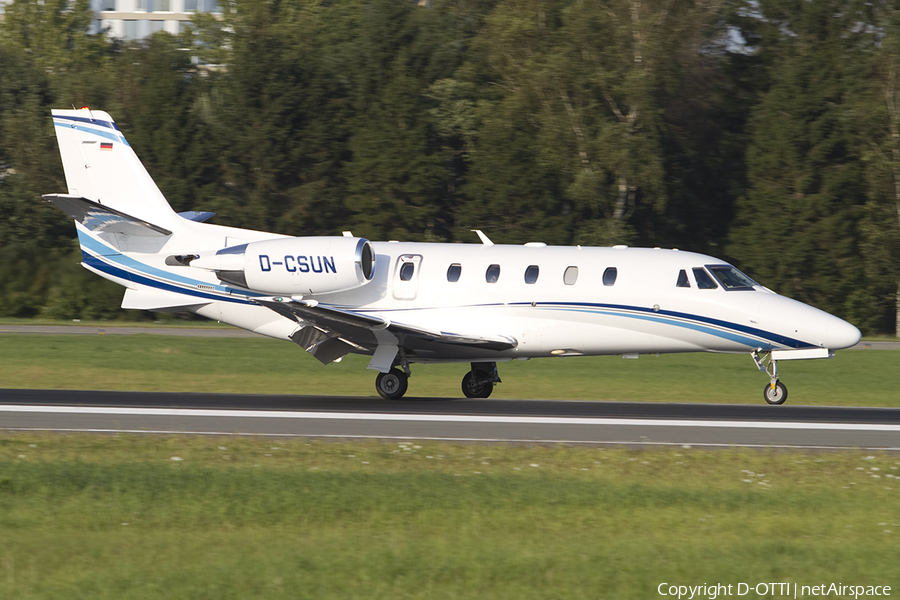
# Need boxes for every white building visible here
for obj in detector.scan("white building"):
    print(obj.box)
[0,0,221,40]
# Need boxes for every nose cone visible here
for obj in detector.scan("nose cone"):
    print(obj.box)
[757,294,861,350]
[826,316,861,350]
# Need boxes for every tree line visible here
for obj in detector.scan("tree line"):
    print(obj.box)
[0,0,898,334]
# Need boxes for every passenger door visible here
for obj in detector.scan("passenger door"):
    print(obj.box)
[392,254,423,300]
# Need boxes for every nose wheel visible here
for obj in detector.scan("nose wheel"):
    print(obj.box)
[752,350,788,405]
[763,380,788,405]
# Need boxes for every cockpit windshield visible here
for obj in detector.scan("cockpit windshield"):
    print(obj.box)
[706,265,759,291]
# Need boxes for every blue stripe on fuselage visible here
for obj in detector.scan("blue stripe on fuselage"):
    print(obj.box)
[361,301,812,350]
[531,302,809,349]
[76,231,258,304]
[82,254,253,305]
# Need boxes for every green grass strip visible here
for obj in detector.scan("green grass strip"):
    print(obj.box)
[1,333,898,405]
[1,435,898,599]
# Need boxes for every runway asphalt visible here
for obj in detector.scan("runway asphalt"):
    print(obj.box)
[2,326,898,448]
[2,389,899,450]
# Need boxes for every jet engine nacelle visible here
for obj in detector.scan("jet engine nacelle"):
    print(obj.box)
[187,236,375,295]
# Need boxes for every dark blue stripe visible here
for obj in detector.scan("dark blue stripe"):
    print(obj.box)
[53,114,121,132]
[518,301,810,348]
[83,255,253,305]
[360,301,809,348]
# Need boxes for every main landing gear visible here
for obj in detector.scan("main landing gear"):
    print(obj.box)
[751,350,788,405]
[462,362,501,399]
[373,359,501,400]
[375,368,409,400]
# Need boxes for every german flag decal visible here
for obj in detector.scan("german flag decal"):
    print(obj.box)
[100,142,113,151]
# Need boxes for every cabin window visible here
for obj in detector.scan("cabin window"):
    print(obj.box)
[692,267,718,289]
[676,269,691,288]
[485,264,501,283]
[399,262,415,282]
[706,264,758,291]
[563,266,578,285]
[524,265,539,284]
[602,267,617,286]
[447,263,462,282]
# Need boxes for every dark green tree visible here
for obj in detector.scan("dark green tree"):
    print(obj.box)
[0,46,71,250]
[0,0,114,250]
[855,2,900,335]
[111,32,222,214]
[728,0,876,321]
[452,0,731,247]
[196,0,356,234]
[341,0,467,241]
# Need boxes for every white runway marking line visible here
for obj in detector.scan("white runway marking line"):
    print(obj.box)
[1,405,899,432]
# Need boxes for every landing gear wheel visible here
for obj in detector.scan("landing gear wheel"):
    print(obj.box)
[763,380,788,405]
[376,369,409,400]
[462,371,493,399]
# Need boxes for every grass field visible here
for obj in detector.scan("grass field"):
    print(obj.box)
[1,434,898,599]
[0,332,898,406]
[2,329,899,598]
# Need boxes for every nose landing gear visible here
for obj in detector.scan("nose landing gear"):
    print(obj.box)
[751,350,788,405]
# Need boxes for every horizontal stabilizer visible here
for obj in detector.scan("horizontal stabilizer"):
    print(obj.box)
[45,194,172,237]
[178,211,216,223]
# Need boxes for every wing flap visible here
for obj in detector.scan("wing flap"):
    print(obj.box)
[255,298,518,355]
[289,325,359,365]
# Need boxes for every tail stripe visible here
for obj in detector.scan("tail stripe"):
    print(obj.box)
[53,115,130,145]
[52,116,130,147]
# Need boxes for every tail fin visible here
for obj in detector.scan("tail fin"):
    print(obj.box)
[51,108,179,231]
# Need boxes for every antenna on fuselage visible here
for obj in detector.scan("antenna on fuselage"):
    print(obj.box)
[471,230,494,246]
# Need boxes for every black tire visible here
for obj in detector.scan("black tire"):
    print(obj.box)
[763,381,788,405]
[462,371,493,399]
[376,369,409,400]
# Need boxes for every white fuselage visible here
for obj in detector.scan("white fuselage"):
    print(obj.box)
[77,218,861,364]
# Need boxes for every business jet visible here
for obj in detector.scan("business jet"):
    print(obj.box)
[44,108,861,404]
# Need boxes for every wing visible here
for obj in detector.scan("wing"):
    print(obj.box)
[255,297,517,366]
